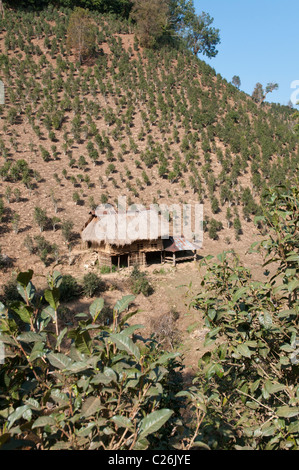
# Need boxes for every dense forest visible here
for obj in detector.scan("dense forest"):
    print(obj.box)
[0,1,298,451]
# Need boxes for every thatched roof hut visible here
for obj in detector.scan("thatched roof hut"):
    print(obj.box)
[81,208,169,248]
[81,207,201,267]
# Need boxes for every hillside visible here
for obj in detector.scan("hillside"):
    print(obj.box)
[0,4,298,452]
[0,6,297,283]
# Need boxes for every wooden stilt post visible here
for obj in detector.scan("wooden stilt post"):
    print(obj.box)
[173,253,176,267]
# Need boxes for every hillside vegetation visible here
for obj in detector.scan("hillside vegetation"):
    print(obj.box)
[0,4,298,451]
[0,6,298,275]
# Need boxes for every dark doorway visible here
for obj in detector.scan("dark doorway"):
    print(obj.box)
[145,251,162,266]
[112,254,129,268]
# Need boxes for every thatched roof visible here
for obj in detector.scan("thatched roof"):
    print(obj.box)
[81,208,170,247]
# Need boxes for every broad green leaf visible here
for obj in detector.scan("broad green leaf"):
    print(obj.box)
[103,367,118,382]
[90,372,113,385]
[17,332,45,343]
[190,441,211,450]
[287,279,299,292]
[258,311,272,329]
[32,416,56,429]
[207,308,216,321]
[41,305,56,321]
[11,303,33,324]
[250,379,261,394]
[47,352,72,370]
[110,333,140,360]
[260,423,277,437]
[278,309,296,319]
[288,421,299,434]
[50,388,69,405]
[236,344,252,358]
[22,408,32,422]
[29,342,45,362]
[203,327,221,347]
[133,437,150,450]
[25,398,41,411]
[232,287,248,303]
[56,327,68,350]
[155,351,180,365]
[68,328,92,355]
[75,423,96,437]
[207,327,221,338]
[81,396,103,418]
[286,253,299,262]
[280,356,290,365]
[50,441,71,450]
[246,401,259,410]
[17,281,36,303]
[119,309,138,327]
[52,271,63,288]
[44,288,60,310]
[0,334,18,345]
[265,381,285,395]
[146,384,163,398]
[114,295,135,314]
[175,391,194,399]
[17,270,33,287]
[111,415,133,430]
[75,331,92,355]
[119,324,144,336]
[66,361,92,373]
[89,298,104,322]
[206,363,224,380]
[138,409,173,439]
[7,405,30,430]
[276,406,299,418]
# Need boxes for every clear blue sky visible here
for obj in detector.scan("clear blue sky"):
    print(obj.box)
[193,0,299,107]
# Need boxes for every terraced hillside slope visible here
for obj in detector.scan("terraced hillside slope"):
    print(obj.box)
[0,6,297,282]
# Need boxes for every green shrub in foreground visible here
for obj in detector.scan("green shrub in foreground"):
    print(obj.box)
[0,270,184,450]
[189,183,299,450]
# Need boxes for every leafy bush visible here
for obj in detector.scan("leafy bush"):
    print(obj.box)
[189,184,299,450]
[0,270,183,450]
[58,274,80,302]
[81,272,104,297]
[61,220,74,243]
[130,265,153,297]
[100,265,117,274]
[34,207,48,233]
[0,278,21,305]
